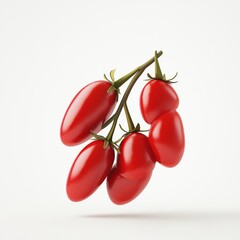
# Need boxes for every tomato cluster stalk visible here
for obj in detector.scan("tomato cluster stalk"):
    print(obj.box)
[101,51,163,148]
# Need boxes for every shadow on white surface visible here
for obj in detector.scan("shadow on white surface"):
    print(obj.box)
[1,210,240,240]
[82,210,240,221]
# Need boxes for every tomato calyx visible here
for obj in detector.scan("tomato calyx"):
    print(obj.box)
[146,72,178,84]
[112,123,149,153]
[90,131,106,141]
[119,123,149,134]
[146,51,178,84]
[104,69,120,100]
[90,131,120,153]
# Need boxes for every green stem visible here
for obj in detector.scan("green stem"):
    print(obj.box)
[105,50,163,142]
[106,69,144,142]
[114,68,138,87]
[123,102,135,132]
[154,50,163,79]
[114,50,163,89]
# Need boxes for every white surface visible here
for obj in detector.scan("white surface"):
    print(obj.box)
[1,0,240,239]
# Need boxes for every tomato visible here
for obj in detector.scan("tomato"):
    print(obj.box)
[66,140,114,201]
[140,80,179,124]
[107,166,152,205]
[117,132,156,179]
[149,111,185,167]
[60,81,117,146]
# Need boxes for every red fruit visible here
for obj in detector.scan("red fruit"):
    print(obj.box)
[117,132,155,179]
[140,80,179,124]
[149,111,185,167]
[61,81,117,146]
[107,166,152,205]
[66,140,114,201]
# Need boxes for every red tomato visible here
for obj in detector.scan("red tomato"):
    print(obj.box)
[149,111,185,167]
[60,81,117,146]
[107,166,152,205]
[117,132,156,179]
[140,80,179,124]
[66,140,114,201]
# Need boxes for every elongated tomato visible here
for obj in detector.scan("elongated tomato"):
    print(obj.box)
[117,132,156,179]
[61,81,117,146]
[140,80,179,124]
[107,166,152,205]
[149,111,185,167]
[67,140,114,201]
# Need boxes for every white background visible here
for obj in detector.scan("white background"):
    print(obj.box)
[1,0,240,239]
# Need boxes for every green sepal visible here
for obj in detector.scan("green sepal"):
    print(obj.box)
[113,133,127,144]
[107,84,120,102]
[147,73,154,79]
[111,143,120,154]
[107,85,120,94]
[104,69,120,101]
[104,140,109,149]
[110,69,116,82]
[139,129,150,133]
[135,123,141,131]
[133,123,149,133]
[90,131,106,141]
[167,72,178,81]
[104,140,120,153]
[119,124,128,133]
[104,74,111,83]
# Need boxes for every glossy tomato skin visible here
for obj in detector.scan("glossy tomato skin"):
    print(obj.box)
[66,140,114,202]
[140,80,179,124]
[61,81,117,146]
[107,166,152,205]
[149,111,185,167]
[117,132,156,179]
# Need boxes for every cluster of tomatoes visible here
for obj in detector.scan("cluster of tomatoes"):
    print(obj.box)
[60,52,185,205]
